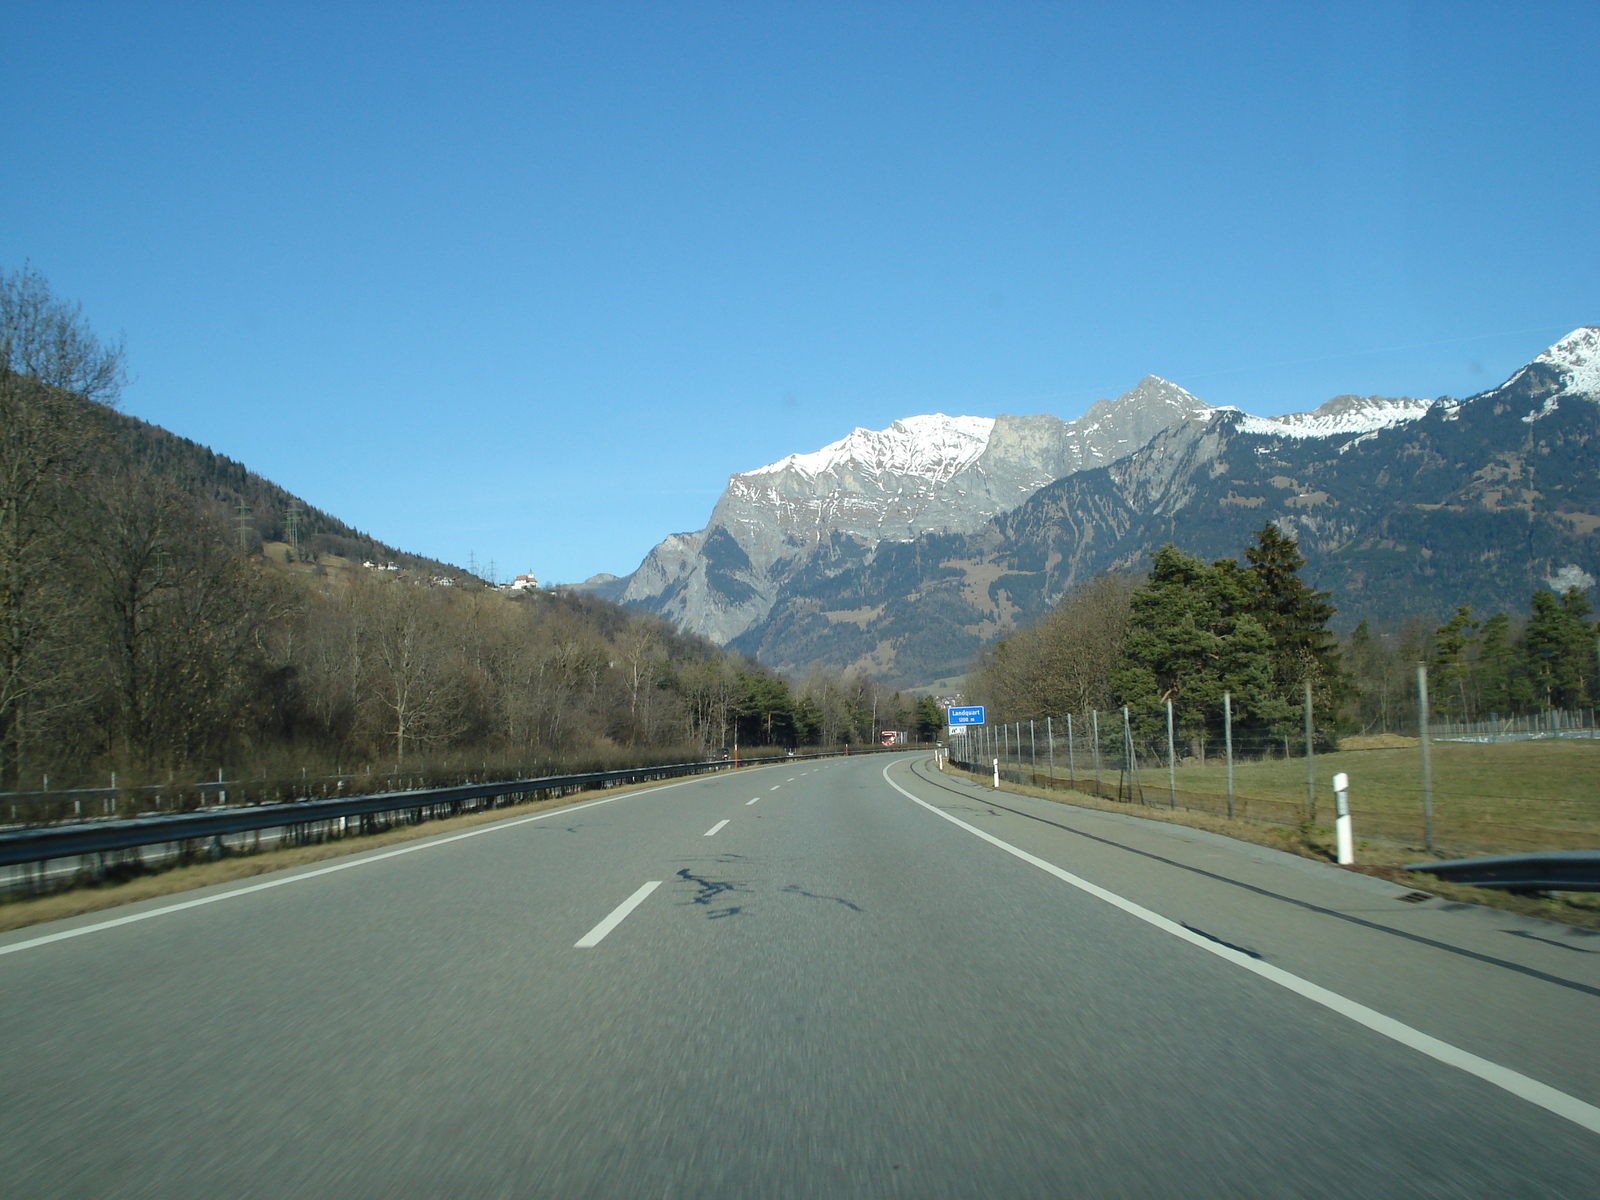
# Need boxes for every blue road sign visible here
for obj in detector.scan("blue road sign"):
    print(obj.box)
[947,705,986,726]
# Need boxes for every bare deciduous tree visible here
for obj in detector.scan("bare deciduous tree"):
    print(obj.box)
[972,572,1138,721]
[0,266,124,786]
[367,582,467,763]
[83,466,265,765]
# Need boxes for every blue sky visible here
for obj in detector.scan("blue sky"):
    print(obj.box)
[4,2,1597,583]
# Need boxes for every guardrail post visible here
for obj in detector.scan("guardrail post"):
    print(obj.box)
[1333,772,1353,864]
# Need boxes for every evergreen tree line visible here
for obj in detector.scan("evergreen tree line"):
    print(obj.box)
[1346,587,1598,731]
[973,523,1600,761]
[0,268,939,792]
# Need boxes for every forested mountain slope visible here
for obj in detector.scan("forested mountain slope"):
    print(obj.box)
[93,405,458,576]
[3,267,934,789]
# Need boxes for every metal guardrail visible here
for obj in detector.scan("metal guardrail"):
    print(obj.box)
[0,748,908,871]
[1406,851,1600,893]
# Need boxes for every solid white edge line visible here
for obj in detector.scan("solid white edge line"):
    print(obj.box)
[0,766,777,959]
[574,880,661,948]
[704,819,730,837]
[881,760,1600,1137]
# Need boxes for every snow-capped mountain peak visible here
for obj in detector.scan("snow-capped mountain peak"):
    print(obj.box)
[1533,326,1600,395]
[745,413,994,484]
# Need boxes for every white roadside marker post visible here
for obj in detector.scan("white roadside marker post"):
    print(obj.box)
[992,758,1000,789]
[1333,771,1353,865]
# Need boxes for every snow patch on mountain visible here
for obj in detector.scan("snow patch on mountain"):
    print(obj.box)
[1231,394,1434,439]
[1547,564,1596,593]
[746,414,995,483]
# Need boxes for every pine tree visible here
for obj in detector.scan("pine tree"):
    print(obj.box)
[1112,544,1287,758]
[1242,523,1342,744]
[1243,524,1340,684]
[1428,604,1478,719]
[1561,588,1599,707]
[1524,588,1592,710]
[1476,612,1525,716]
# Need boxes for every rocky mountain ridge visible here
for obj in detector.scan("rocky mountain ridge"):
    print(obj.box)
[603,373,1429,648]
[725,328,1600,684]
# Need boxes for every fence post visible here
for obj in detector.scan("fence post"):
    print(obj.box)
[1417,664,1435,853]
[1166,698,1176,810]
[1029,719,1037,786]
[1304,679,1316,824]
[1122,705,1142,805]
[1091,710,1101,796]
[1067,714,1075,786]
[1046,717,1055,788]
[1223,691,1234,820]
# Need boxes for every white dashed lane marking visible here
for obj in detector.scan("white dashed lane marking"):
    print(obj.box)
[574,881,661,949]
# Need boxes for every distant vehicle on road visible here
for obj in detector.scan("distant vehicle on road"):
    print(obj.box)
[712,747,732,761]
[879,730,907,746]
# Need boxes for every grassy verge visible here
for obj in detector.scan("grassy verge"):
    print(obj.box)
[939,761,1600,933]
[1004,737,1600,857]
[0,770,724,934]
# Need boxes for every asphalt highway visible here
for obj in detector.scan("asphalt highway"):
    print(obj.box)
[2,752,1597,1198]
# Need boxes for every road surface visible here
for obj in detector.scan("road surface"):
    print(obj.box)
[1,752,1597,1197]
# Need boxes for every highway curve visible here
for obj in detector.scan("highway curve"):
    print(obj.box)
[1,752,1597,1198]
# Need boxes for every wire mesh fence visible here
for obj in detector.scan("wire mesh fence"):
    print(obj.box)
[948,704,1600,859]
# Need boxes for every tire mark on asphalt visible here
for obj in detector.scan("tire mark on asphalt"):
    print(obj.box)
[781,884,864,912]
[675,867,745,919]
[1181,922,1264,959]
